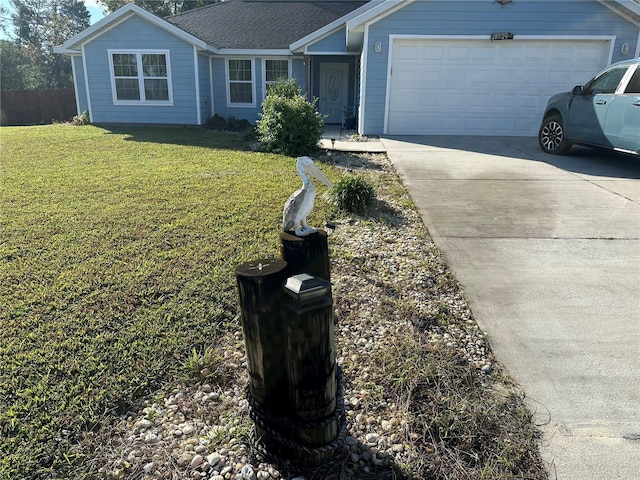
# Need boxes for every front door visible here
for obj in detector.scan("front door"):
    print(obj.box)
[319,63,349,124]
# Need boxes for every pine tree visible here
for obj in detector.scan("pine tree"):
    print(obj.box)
[4,0,90,89]
[98,0,221,17]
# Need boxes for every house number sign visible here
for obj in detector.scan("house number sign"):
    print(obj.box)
[491,32,514,41]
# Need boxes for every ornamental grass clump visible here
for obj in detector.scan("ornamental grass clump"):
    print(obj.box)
[329,175,376,215]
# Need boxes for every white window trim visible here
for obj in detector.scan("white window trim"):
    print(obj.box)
[262,57,292,102]
[225,57,256,107]
[108,49,174,105]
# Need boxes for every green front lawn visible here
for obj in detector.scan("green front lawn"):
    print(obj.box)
[0,125,335,479]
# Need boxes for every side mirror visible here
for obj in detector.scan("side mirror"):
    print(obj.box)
[572,85,584,95]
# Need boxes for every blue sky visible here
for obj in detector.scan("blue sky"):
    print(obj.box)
[1,0,107,40]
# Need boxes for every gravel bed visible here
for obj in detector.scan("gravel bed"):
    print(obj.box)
[93,153,498,480]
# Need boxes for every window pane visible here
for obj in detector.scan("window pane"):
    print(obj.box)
[230,83,252,103]
[144,79,169,101]
[587,67,627,94]
[266,60,288,82]
[229,59,252,81]
[113,54,137,77]
[625,69,640,94]
[115,78,140,100]
[142,54,167,78]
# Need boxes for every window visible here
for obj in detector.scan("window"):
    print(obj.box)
[264,59,290,94]
[624,68,640,94]
[109,50,172,103]
[584,67,628,95]
[227,59,254,105]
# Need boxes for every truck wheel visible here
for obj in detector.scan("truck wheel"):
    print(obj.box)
[538,115,572,155]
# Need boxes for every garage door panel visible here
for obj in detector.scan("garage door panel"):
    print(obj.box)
[494,94,517,108]
[447,45,472,61]
[388,38,609,135]
[420,45,445,60]
[421,70,443,87]
[519,93,542,109]
[551,45,578,61]
[575,45,607,63]
[396,44,420,61]
[443,95,466,108]
[471,70,494,86]
[473,46,496,62]
[469,96,489,108]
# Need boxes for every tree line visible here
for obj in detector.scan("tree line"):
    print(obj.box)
[1,1,220,91]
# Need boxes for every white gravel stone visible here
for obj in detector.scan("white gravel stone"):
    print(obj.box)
[143,432,159,444]
[182,424,195,435]
[241,464,256,479]
[137,419,153,430]
[365,433,379,445]
[190,454,203,468]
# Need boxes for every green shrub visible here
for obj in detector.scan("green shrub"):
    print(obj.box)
[72,110,90,126]
[206,114,252,132]
[256,79,323,156]
[329,175,376,214]
[265,78,303,99]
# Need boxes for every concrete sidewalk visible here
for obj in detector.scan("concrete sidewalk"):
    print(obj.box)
[382,136,640,479]
[319,125,386,153]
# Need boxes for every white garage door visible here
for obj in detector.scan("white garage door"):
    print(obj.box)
[386,38,611,135]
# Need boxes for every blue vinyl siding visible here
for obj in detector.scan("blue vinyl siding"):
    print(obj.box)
[307,27,348,53]
[360,0,640,134]
[83,15,198,124]
[210,57,259,122]
[199,53,212,122]
[210,56,307,124]
[292,58,307,92]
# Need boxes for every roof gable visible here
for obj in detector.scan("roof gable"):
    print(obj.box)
[598,0,640,26]
[54,3,208,54]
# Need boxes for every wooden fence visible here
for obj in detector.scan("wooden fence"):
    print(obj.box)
[1,89,77,126]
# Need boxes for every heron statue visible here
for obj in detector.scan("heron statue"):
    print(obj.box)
[283,156,333,236]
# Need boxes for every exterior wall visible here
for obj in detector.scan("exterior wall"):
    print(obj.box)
[83,15,199,124]
[209,56,309,124]
[198,53,212,122]
[210,57,258,123]
[292,58,307,93]
[307,27,349,53]
[360,0,640,134]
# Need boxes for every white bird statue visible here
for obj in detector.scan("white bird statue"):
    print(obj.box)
[283,156,333,236]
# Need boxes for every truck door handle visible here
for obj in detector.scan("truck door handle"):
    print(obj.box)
[633,102,640,107]
[595,100,607,105]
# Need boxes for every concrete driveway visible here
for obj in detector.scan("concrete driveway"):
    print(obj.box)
[382,136,640,479]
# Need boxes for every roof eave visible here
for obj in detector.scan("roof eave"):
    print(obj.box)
[346,0,412,32]
[216,49,292,56]
[599,0,640,26]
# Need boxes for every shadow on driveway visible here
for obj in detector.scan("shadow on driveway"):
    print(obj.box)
[383,135,640,180]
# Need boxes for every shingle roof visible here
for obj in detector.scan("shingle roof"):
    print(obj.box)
[166,0,369,50]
